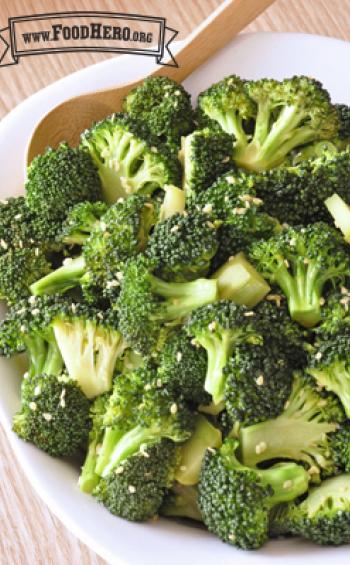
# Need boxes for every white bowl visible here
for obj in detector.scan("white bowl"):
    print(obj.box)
[1,32,350,565]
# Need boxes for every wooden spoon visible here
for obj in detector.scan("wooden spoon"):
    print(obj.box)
[26,0,275,163]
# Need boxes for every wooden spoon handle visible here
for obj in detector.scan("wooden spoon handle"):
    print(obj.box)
[153,0,276,82]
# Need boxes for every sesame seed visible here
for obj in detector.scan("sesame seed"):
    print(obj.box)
[284,259,290,268]
[115,466,124,474]
[206,221,216,229]
[252,197,263,206]
[176,351,182,362]
[156,378,163,388]
[256,375,264,386]
[315,351,323,361]
[60,388,66,408]
[106,280,120,289]
[116,272,124,281]
[283,480,293,490]
[228,533,236,542]
[140,444,150,458]
[31,308,40,316]
[233,207,247,215]
[319,297,325,306]
[0,239,8,249]
[255,441,267,454]
[174,90,181,96]
[28,296,36,305]
[266,294,282,308]
[308,465,320,476]
[29,402,37,411]
[207,447,216,454]
[144,383,152,391]
[63,258,73,266]
[97,312,104,320]
[208,321,217,332]
[179,465,187,471]
[128,485,136,493]
[226,176,235,184]
[151,146,158,153]
[34,385,41,396]
[170,403,178,415]
[43,413,52,422]
[20,324,27,333]
[303,258,310,265]
[221,156,230,163]
[34,248,40,257]
[14,214,22,220]
[71,303,77,313]
[202,204,213,214]
[23,372,29,380]
[243,311,255,317]
[117,197,125,203]
[341,286,349,295]
[284,400,290,410]
[170,225,179,233]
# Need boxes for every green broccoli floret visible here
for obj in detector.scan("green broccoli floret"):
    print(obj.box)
[157,329,211,406]
[255,297,309,368]
[60,201,109,245]
[0,312,25,357]
[336,103,350,140]
[117,256,218,353]
[30,196,158,300]
[224,342,293,426]
[81,113,181,204]
[146,211,219,281]
[123,77,195,145]
[93,438,178,521]
[185,301,263,406]
[239,372,344,477]
[179,128,234,197]
[276,474,350,545]
[248,223,350,328]
[329,423,350,473]
[0,248,51,304]
[307,331,350,418]
[161,483,202,522]
[26,143,102,221]
[196,75,256,154]
[198,438,309,549]
[318,287,350,335]
[13,372,91,457]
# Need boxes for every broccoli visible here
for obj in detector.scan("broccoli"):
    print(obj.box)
[179,128,234,197]
[318,287,350,335]
[26,143,102,221]
[174,414,222,486]
[30,196,158,300]
[161,483,202,522]
[198,75,338,171]
[325,193,350,244]
[198,438,309,549]
[336,103,350,141]
[123,76,195,145]
[307,331,350,418]
[235,148,350,226]
[224,342,293,427]
[93,438,178,521]
[116,255,218,353]
[60,201,109,245]
[186,301,264,406]
[0,309,26,357]
[80,113,181,204]
[276,474,350,545]
[157,329,211,406]
[0,247,51,304]
[248,223,350,328]
[13,372,91,457]
[159,184,185,220]
[239,372,345,478]
[146,211,219,281]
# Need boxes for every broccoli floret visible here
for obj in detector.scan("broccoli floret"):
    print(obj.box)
[308,331,350,418]
[249,223,350,328]
[336,103,350,140]
[318,287,350,335]
[0,312,25,357]
[237,148,350,226]
[117,256,218,353]
[255,297,309,368]
[224,342,293,426]
[146,211,219,281]
[30,196,158,300]
[13,372,91,457]
[93,438,178,521]
[185,301,263,406]
[198,438,309,549]
[123,77,195,145]
[60,201,109,245]
[179,128,234,197]
[26,143,102,221]
[239,372,344,477]
[161,483,202,522]
[81,113,181,203]
[0,248,51,304]
[174,414,222,486]
[329,423,350,473]
[278,474,350,545]
[197,75,256,153]
[157,329,210,406]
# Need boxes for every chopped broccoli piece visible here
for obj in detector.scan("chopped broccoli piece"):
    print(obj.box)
[180,128,234,197]
[239,372,344,477]
[146,211,219,281]
[224,342,293,426]
[186,301,263,406]
[161,483,202,522]
[198,438,309,549]
[159,185,185,220]
[249,223,350,327]
[117,256,218,353]
[157,329,211,406]
[123,77,195,145]
[81,113,181,203]
[13,373,91,457]
[26,143,102,221]
[60,201,109,245]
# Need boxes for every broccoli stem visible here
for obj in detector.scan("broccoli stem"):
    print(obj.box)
[78,439,100,493]
[325,193,350,244]
[308,364,350,418]
[150,276,218,320]
[200,331,236,405]
[24,336,48,377]
[95,427,125,476]
[220,111,248,151]
[42,339,64,375]
[30,256,86,296]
